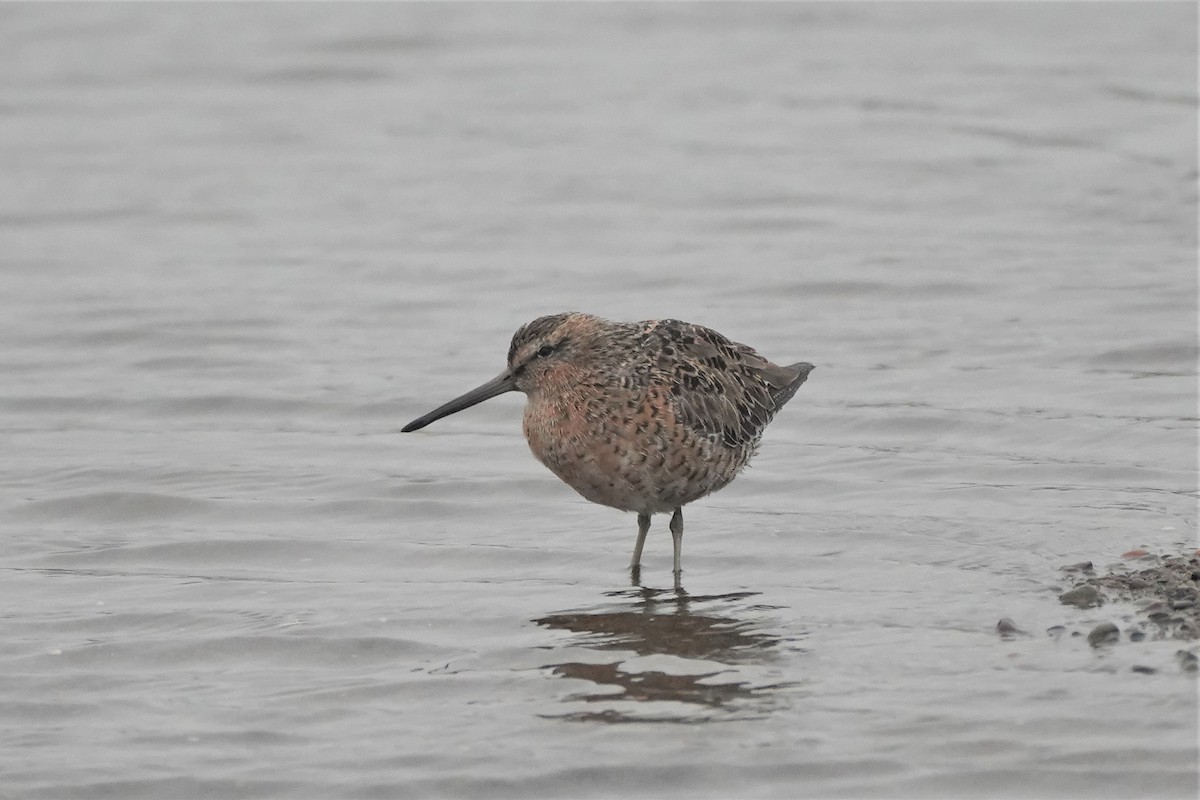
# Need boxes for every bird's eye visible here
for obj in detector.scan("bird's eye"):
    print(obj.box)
[536,344,555,358]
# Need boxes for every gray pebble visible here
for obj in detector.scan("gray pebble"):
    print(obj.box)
[1131,665,1157,674]
[996,618,1026,637]
[1175,650,1198,672]
[1060,584,1102,609]
[1087,622,1120,648]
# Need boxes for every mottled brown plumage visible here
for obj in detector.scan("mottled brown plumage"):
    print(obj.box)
[402,312,814,585]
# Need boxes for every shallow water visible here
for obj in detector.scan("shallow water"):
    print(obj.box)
[1,3,1197,798]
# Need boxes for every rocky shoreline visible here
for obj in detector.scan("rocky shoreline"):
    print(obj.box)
[1002,550,1200,674]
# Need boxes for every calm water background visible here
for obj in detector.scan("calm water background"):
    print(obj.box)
[1,3,1196,798]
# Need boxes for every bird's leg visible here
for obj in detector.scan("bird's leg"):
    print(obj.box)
[669,507,684,584]
[630,513,651,583]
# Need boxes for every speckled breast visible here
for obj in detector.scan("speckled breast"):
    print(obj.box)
[521,389,756,515]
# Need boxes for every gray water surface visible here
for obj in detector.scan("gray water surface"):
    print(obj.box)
[2,3,1197,798]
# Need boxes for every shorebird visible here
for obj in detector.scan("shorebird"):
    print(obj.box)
[402,313,814,585]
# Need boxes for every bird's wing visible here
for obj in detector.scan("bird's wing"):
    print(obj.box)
[645,321,794,449]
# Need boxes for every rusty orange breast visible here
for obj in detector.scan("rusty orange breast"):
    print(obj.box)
[521,380,751,515]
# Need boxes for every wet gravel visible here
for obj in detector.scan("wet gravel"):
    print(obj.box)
[1056,550,1200,642]
[1003,550,1200,674]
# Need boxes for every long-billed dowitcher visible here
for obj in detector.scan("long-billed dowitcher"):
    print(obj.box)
[402,313,814,585]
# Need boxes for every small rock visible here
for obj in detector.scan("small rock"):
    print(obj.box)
[1176,650,1198,672]
[1129,629,1146,642]
[1131,665,1157,674]
[1059,584,1102,609]
[1127,577,1151,590]
[1087,622,1120,648]
[1046,625,1067,640]
[1122,549,1151,559]
[996,618,1026,638]
[1170,599,1196,610]
[1062,561,1094,573]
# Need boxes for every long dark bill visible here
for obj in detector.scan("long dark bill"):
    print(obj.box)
[401,370,517,432]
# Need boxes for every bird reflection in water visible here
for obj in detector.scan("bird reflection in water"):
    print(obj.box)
[535,586,804,723]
